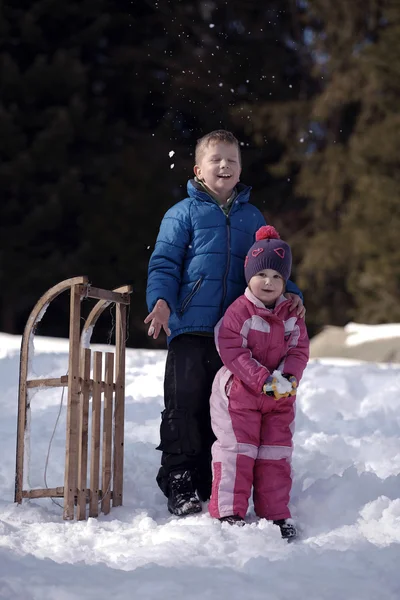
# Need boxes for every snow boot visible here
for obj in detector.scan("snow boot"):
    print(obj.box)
[273,518,297,541]
[167,470,202,516]
[219,515,245,527]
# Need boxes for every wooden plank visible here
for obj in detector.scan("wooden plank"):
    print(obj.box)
[89,352,102,518]
[84,286,130,304]
[26,376,115,392]
[63,284,83,520]
[81,284,132,348]
[77,348,91,520]
[113,304,127,507]
[98,381,116,392]
[22,487,64,499]
[101,352,114,515]
[21,487,113,501]
[26,376,68,388]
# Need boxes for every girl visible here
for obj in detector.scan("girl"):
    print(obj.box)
[208,226,309,539]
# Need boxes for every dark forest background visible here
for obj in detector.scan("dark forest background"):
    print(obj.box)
[1,0,399,348]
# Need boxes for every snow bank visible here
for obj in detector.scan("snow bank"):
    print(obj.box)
[0,333,399,599]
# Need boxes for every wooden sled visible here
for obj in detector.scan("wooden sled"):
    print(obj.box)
[14,277,132,520]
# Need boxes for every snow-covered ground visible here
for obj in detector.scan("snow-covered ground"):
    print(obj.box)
[0,332,400,599]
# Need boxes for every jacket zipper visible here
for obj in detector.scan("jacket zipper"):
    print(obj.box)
[205,193,242,318]
[220,212,231,317]
[179,277,203,315]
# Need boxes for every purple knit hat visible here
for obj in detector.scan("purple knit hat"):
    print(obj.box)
[244,225,292,284]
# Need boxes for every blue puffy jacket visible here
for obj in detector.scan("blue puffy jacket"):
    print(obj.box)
[147,179,302,342]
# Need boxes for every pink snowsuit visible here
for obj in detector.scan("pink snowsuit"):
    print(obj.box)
[209,287,309,521]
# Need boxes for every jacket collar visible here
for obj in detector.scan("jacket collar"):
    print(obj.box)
[187,178,251,205]
[245,287,289,312]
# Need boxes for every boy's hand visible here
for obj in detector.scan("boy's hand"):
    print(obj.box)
[144,299,171,339]
[285,293,306,318]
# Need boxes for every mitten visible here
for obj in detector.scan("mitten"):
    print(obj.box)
[262,375,290,400]
[283,374,298,396]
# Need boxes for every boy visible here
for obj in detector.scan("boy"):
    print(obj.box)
[145,130,304,517]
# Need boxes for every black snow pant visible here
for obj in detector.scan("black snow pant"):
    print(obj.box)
[156,334,223,501]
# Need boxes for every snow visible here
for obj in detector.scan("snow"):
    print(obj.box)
[345,322,400,346]
[1,332,400,599]
[270,369,293,393]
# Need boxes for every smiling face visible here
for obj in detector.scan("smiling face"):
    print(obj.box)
[248,268,285,306]
[194,141,241,203]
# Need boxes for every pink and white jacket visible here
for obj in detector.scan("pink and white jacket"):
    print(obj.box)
[215,287,309,394]
[209,288,309,520]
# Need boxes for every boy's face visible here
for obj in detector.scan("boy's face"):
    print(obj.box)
[249,269,284,306]
[194,141,241,202]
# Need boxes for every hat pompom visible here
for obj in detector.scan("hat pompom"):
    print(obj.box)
[255,225,280,242]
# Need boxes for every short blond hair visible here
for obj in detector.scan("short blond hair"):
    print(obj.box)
[195,130,241,165]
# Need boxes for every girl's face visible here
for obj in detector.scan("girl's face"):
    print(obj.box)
[249,269,284,306]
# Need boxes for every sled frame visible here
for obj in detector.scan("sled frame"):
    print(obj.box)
[14,277,132,520]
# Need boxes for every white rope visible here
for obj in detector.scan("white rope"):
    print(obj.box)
[107,304,115,345]
[43,376,67,509]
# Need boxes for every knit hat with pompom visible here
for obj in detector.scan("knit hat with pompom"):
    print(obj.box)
[244,225,292,284]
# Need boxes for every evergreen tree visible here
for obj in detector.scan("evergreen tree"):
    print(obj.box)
[294,0,400,328]
[0,0,131,333]
[242,0,400,333]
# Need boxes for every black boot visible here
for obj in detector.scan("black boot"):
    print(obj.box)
[219,515,245,527]
[167,470,202,516]
[273,519,297,540]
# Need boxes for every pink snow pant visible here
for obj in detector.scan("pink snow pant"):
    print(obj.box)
[209,368,295,521]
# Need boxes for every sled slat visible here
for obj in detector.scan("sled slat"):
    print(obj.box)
[89,352,102,518]
[77,348,91,520]
[113,303,126,507]
[63,285,83,520]
[101,352,114,515]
